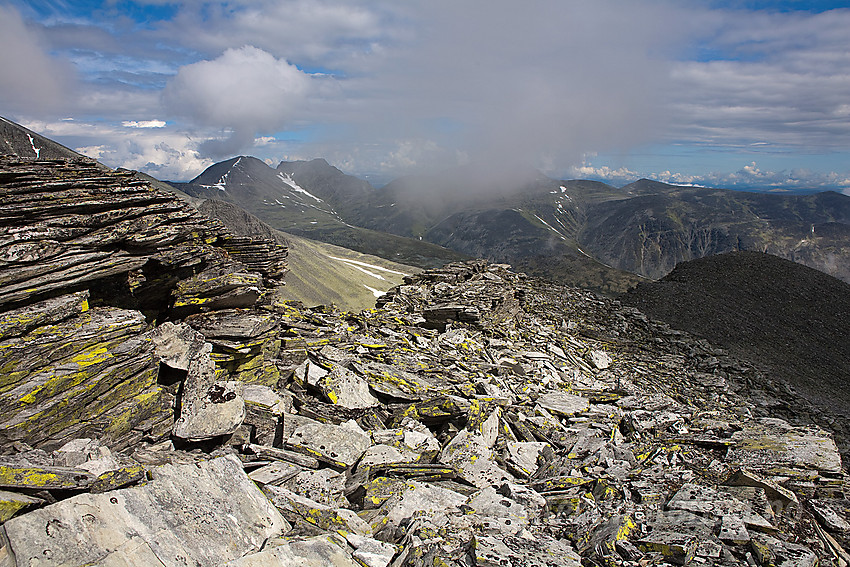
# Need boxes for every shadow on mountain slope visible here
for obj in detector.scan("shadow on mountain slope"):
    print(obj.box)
[621,251,850,427]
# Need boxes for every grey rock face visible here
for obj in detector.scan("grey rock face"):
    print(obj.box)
[172,343,246,441]
[1,456,287,567]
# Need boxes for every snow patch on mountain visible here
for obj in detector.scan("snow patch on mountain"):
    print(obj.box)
[26,133,40,158]
[278,172,324,203]
[328,256,410,277]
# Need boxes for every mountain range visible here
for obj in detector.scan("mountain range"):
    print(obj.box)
[176,155,850,294]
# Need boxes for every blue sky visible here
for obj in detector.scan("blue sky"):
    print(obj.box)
[1,0,849,194]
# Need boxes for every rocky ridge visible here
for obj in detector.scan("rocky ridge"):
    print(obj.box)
[0,156,288,451]
[0,158,848,566]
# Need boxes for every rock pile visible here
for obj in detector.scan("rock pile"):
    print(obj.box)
[1,158,848,566]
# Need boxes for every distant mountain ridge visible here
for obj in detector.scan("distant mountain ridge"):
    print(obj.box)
[179,156,850,291]
[4,116,849,292]
[173,156,470,270]
[0,116,92,161]
[179,158,644,294]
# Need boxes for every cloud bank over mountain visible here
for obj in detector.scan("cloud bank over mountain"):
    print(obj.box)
[3,0,850,188]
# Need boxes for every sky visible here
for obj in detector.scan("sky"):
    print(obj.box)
[1,1,850,194]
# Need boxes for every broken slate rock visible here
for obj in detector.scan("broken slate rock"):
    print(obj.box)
[751,534,818,567]
[467,486,532,535]
[727,417,843,474]
[377,480,467,535]
[224,534,361,567]
[1,456,288,567]
[147,321,207,371]
[318,365,380,409]
[286,418,371,469]
[475,534,581,567]
[345,533,398,567]
[536,391,590,418]
[587,350,612,370]
[172,343,246,441]
[439,429,515,489]
[264,484,371,536]
[0,490,44,523]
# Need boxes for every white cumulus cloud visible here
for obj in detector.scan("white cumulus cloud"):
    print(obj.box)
[24,119,213,181]
[123,120,167,128]
[163,45,314,157]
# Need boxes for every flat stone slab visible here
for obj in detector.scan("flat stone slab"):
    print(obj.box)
[379,481,467,533]
[667,483,774,532]
[475,534,581,567]
[319,365,379,409]
[0,460,95,490]
[751,534,818,567]
[536,391,590,417]
[438,429,514,489]
[286,419,371,469]
[264,485,371,536]
[1,456,288,567]
[224,535,361,567]
[726,418,843,474]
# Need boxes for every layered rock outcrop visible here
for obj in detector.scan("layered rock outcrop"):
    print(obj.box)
[0,156,287,451]
[1,157,848,567]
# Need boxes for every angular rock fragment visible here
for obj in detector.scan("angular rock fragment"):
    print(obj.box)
[223,535,361,567]
[359,444,420,469]
[284,468,348,508]
[637,531,698,565]
[345,533,398,567]
[146,321,207,371]
[587,349,612,370]
[0,460,95,490]
[318,365,379,409]
[172,343,246,441]
[286,418,371,469]
[172,268,264,313]
[374,480,467,535]
[355,361,434,401]
[0,490,43,522]
[264,484,371,536]
[727,417,843,475]
[810,499,850,533]
[507,441,549,477]
[475,534,581,567]
[667,483,775,536]
[467,486,532,535]
[0,456,288,567]
[248,460,302,486]
[439,429,515,489]
[242,384,290,446]
[247,443,320,469]
[751,534,819,567]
